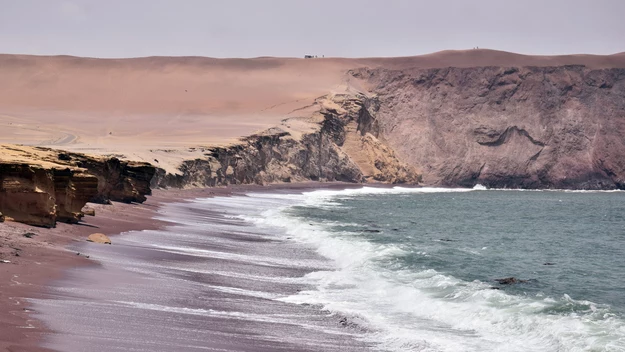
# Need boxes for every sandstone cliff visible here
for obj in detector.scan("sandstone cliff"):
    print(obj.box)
[3,50,625,229]
[152,94,419,188]
[353,65,625,189]
[0,94,418,227]
[0,145,155,227]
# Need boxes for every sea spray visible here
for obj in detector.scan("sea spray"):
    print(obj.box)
[239,187,625,351]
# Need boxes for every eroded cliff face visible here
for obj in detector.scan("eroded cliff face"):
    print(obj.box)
[152,94,420,188]
[58,154,154,204]
[9,62,622,228]
[0,94,418,227]
[354,66,625,189]
[0,145,155,227]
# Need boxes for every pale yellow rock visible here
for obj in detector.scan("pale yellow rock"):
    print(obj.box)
[87,233,111,244]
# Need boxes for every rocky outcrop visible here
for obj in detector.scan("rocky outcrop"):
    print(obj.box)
[353,65,625,189]
[0,163,98,227]
[52,168,99,224]
[55,154,155,203]
[0,96,415,227]
[495,277,529,285]
[152,94,419,188]
[87,233,111,244]
[0,145,155,227]
[10,62,624,229]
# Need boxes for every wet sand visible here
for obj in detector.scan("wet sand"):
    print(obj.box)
[0,189,202,351]
[0,183,367,351]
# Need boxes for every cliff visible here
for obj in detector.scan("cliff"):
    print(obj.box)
[353,65,625,189]
[3,50,625,228]
[0,94,419,227]
[152,94,419,188]
[0,145,155,227]
[0,93,419,227]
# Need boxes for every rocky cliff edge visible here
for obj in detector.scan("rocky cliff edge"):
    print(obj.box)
[352,65,625,189]
[0,145,154,227]
[0,93,419,227]
[151,93,420,188]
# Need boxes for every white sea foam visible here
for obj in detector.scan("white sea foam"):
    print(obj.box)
[151,243,324,269]
[228,187,625,352]
[165,267,307,285]
[111,300,361,338]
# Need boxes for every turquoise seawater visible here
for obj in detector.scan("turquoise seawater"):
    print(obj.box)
[244,187,625,351]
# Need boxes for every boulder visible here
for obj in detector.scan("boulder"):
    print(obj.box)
[0,211,4,222]
[87,233,111,244]
[82,207,96,216]
[494,277,529,285]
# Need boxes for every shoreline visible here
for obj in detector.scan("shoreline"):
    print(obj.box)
[0,182,368,351]
[4,183,624,351]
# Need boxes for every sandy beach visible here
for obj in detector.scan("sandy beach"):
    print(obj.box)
[0,187,220,351]
[1,49,625,351]
[0,183,368,351]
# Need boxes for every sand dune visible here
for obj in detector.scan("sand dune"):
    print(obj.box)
[368,49,625,69]
[1,49,624,172]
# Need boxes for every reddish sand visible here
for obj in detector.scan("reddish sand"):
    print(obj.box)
[0,188,217,351]
[1,49,624,173]
[2,49,625,350]
[0,183,363,351]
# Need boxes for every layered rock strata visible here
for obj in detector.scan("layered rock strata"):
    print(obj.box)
[151,94,420,188]
[7,60,624,229]
[353,65,625,189]
[0,94,418,227]
[0,145,154,227]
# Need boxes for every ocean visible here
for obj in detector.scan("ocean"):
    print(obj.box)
[33,186,625,351]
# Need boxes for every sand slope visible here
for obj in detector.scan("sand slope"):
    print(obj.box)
[1,49,624,172]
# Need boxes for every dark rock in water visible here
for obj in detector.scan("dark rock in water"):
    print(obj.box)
[339,317,348,326]
[543,262,556,266]
[0,211,4,222]
[363,229,381,233]
[22,232,37,238]
[392,228,400,231]
[495,277,529,285]
[439,238,456,242]
[495,277,517,285]
[490,287,501,290]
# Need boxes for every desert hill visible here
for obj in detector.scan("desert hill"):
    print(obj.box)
[1,49,624,195]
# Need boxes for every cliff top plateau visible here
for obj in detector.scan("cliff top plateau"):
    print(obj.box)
[1,49,624,174]
[1,49,625,193]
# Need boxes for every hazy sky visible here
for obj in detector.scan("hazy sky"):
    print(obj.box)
[1,0,624,58]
